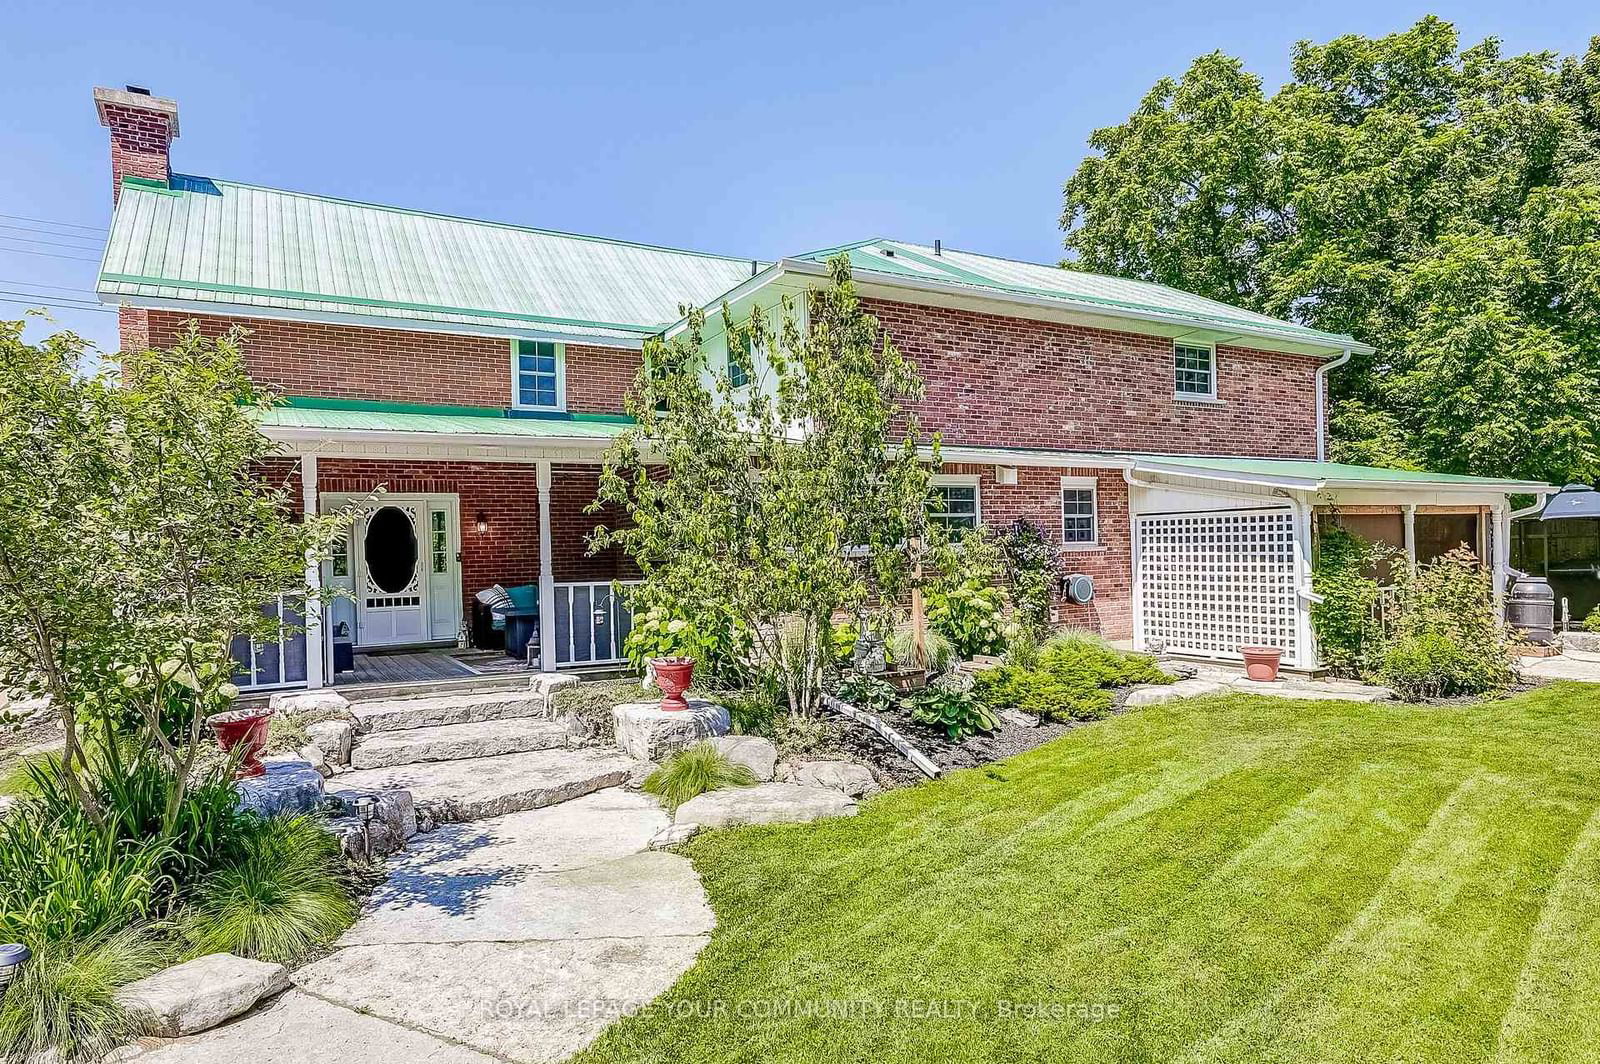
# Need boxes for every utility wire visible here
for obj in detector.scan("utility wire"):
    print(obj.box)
[0,296,115,315]
[0,279,102,297]
[0,234,107,253]
[0,245,102,264]
[0,212,106,233]
[0,288,106,307]
[0,223,102,245]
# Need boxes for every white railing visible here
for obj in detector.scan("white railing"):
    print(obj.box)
[229,594,309,691]
[553,580,640,667]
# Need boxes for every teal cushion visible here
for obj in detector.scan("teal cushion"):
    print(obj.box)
[505,584,539,610]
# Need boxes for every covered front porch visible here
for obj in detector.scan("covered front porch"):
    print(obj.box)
[233,399,643,693]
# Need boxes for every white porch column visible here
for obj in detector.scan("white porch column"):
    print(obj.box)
[1491,504,1511,607]
[300,455,325,689]
[1402,504,1418,570]
[536,461,558,672]
[1288,493,1318,671]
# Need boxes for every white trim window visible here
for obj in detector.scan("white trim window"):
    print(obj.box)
[1061,476,1099,547]
[1174,340,1216,400]
[512,339,565,410]
[929,475,980,531]
[728,328,753,389]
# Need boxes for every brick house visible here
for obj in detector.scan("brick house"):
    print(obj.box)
[91,86,1549,691]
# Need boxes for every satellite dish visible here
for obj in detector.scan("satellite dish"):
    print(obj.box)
[1063,573,1095,604]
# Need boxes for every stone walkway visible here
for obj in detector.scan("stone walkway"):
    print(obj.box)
[125,789,713,1063]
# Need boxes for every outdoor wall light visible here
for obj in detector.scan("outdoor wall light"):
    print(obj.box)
[0,943,29,992]
[475,511,489,534]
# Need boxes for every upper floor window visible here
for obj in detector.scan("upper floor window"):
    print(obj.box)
[1061,476,1098,546]
[513,339,562,409]
[728,330,752,389]
[1174,341,1216,400]
[929,477,980,531]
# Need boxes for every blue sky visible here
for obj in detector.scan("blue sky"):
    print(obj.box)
[2,0,1591,355]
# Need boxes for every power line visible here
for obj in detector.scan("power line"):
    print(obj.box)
[0,296,115,315]
[0,234,106,253]
[0,287,106,306]
[0,212,106,233]
[0,246,102,264]
[0,278,102,297]
[0,223,103,245]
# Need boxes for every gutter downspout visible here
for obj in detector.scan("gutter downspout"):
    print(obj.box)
[1278,490,1323,672]
[1315,347,1353,464]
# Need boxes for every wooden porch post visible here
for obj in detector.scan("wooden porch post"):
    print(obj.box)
[536,461,557,672]
[301,454,325,689]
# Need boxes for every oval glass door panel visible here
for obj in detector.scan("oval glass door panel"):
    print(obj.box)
[365,506,418,593]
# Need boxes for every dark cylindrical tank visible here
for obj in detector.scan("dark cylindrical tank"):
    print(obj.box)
[1507,576,1556,644]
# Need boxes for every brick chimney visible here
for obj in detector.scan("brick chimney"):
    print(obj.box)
[94,85,179,203]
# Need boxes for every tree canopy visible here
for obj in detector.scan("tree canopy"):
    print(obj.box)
[1062,17,1600,483]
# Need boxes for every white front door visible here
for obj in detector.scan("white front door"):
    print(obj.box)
[355,501,427,647]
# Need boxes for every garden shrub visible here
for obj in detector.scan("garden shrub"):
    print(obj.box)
[641,743,757,813]
[1311,525,1385,672]
[177,814,357,965]
[623,594,753,687]
[0,927,166,1064]
[888,627,954,674]
[926,529,1009,659]
[1372,548,1514,699]
[997,519,1064,637]
[971,635,1171,722]
[908,685,1001,740]
[835,672,897,716]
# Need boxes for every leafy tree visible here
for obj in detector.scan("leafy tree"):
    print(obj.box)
[0,319,350,826]
[1062,18,1600,483]
[591,257,938,715]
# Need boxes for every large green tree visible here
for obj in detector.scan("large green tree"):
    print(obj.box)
[1062,18,1600,483]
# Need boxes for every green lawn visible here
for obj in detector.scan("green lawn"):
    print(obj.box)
[579,684,1600,1063]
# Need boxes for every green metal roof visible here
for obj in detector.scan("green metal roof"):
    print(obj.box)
[1134,454,1550,490]
[794,239,1366,353]
[254,397,629,440]
[99,176,760,342]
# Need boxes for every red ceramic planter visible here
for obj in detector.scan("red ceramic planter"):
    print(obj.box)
[653,658,696,712]
[209,707,275,778]
[1239,645,1284,682]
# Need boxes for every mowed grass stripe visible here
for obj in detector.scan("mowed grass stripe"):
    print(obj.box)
[578,685,1600,1064]
[1492,799,1600,1063]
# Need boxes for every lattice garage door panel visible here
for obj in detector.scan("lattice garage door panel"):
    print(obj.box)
[1137,509,1298,660]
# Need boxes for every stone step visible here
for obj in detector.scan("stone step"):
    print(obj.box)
[349,718,571,770]
[352,688,552,734]
[334,748,642,825]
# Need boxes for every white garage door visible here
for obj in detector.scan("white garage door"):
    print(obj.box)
[1136,508,1300,663]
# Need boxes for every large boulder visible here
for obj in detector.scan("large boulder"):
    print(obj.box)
[788,759,879,798]
[674,783,857,829]
[711,735,778,782]
[612,699,730,762]
[115,953,289,1037]
[236,759,325,817]
[326,786,417,859]
[268,689,351,717]
[305,719,355,767]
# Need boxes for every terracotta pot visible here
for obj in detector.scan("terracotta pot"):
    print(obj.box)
[653,658,696,712]
[208,707,276,778]
[1239,645,1284,682]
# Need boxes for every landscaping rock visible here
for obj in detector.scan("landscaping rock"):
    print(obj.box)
[1124,678,1229,706]
[326,787,417,860]
[627,760,658,789]
[529,672,581,698]
[0,795,16,819]
[305,719,355,766]
[1565,632,1600,653]
[295,745,333,779]
[612,699,730,761]
[235,759,325,817]
[674,783,857,829]
[711,735,778,781]
[999,709,1040,728]
[790,759,879,798]
[648,822,703,850]
[115,953,289,1037]
[268,689,351,717]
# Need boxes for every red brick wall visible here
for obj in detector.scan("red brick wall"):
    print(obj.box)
[867,299,1322,458]
[943,463,1133,640]
[100,100,173,201]
[261,458,629,622]
[136,310,635,414]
